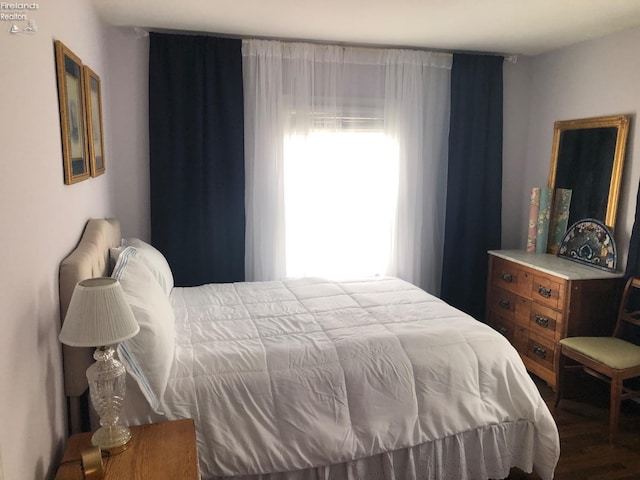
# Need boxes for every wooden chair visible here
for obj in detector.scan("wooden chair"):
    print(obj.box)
[554,275,640,443]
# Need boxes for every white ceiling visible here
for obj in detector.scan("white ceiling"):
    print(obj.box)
[93,0,640,56]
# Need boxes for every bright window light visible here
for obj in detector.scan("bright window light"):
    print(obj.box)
[284,131,399,279]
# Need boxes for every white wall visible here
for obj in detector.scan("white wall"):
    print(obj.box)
[105,28,150,240]
[502,26,640,270]
[0,3,148,479]
[502,56,533,247]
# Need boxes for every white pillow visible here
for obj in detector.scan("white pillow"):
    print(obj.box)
[121,238,174,296]
[113,246,175,414]
[109,245,125,272]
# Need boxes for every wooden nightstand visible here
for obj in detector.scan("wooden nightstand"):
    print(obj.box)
[54,419,199,479]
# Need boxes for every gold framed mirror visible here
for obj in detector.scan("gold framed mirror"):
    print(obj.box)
[548,114,630,229]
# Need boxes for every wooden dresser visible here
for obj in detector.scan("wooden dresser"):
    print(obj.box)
[486,250,624,388]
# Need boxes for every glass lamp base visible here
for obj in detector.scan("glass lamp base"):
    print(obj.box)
[91,424,132,454]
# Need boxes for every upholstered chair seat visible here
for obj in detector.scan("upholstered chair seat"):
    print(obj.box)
[559,337,640,370]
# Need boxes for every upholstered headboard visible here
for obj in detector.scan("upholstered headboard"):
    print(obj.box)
[59,218,121,430]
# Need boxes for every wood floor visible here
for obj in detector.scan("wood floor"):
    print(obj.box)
[507,374,640,480]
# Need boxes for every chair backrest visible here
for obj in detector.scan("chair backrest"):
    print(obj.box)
[613,276,640,342]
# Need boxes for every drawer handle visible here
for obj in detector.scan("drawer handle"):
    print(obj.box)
[532,344,547,359]
[535,314,550,328]
[498,299,511,310]
[537,286,552,298]
[500,272,513,283]
[498,326,509,336]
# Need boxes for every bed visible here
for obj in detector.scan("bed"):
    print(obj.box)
[59,218,560,480]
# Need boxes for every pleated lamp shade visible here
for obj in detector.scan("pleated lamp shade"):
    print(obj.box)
[59,277,139,347]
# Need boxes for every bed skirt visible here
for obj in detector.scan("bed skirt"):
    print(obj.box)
[208,420,551,480]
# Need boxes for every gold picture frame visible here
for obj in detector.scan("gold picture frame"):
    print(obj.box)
[84,66,106,177]
[55,40,90,184]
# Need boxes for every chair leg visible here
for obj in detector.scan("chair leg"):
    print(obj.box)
[609,379,623,443]
[554,350,565,408]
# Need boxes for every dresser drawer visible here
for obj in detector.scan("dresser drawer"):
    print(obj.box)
[512,323,529,353]
[488,286,530,327]
[488,310,514,341]
[529,303,561,341]
[488,310,529,353]
[526,332,555,371]
[531,274,565,309]
[491,257,532,297]
[488,286,517,319]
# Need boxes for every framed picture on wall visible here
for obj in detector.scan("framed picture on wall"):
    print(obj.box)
[54,40,90,184]
[84,65,106,177]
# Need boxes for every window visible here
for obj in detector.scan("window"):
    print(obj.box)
[243,39,451,291]
[284,130,399,279]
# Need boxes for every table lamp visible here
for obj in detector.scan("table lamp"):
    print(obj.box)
[59,277,139,453]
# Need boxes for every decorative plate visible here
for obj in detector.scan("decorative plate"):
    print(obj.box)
[557,218,617,272]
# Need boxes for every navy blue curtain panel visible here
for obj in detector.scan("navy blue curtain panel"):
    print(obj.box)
[440,54,503,321]
[625,178,640,278]
[149,33,245,286]
[622,181,640,345]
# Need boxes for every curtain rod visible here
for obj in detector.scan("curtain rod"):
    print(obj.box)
[133,27,519,61]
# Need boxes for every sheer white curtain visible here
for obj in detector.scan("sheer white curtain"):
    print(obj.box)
[243,40,451,294]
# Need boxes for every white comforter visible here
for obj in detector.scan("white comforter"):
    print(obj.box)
[162,277,559,478]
